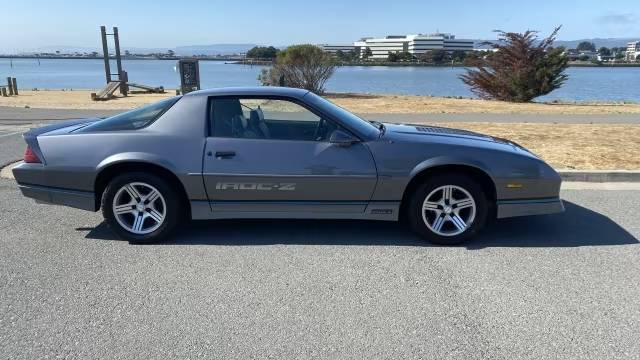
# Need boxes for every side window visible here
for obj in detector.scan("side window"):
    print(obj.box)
[209,97,339,141]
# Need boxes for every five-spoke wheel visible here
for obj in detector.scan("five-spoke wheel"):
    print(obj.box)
[102,173,180,243]
[408,174,489,245]
[112,182,167,235]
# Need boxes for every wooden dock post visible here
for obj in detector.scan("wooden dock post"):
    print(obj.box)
[100,26,112,83]
[7,77,14,96]
[1,87,7,97]
[112,27,127,96]
[11,78,18,95]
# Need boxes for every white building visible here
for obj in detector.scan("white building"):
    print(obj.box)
[353,33,474,59]
[626,41,640,61]
[320,44,357,55]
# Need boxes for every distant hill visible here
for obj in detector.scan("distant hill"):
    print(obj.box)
[472,37,639,50]
[553,38,638,49]
[174,44,258,56]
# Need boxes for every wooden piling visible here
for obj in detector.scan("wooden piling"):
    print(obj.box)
[1,87,7,97]
[11,78,18,95]
[100,26,112,83]
[7,77,14,95]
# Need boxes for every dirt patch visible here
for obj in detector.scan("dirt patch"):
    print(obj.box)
[424,122,640,170]
[0,161,20,180]
[2,90,640,114]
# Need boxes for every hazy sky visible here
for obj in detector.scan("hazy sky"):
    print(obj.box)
[2,0,639,51]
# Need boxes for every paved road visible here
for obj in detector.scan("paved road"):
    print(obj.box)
[1,109,639,359]
[1,177,639,359]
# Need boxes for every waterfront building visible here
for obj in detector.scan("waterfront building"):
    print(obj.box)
[350,33,474,59]
[320,44,358,55]
[626,41,640,61]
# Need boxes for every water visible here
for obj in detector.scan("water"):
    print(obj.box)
[1,58,639,102]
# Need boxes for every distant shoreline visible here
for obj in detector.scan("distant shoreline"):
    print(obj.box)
[2,55,640,68]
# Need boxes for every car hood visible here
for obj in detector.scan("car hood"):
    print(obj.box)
[381,123,531,152]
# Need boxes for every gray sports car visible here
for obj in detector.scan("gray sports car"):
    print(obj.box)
[13,87,564,244]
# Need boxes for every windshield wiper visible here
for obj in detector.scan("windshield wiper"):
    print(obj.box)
[369,120,386,137]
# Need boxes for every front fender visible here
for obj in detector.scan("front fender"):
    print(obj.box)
[409,156,493,179]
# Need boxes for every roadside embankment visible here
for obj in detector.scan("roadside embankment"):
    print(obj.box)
[2,90,640,114]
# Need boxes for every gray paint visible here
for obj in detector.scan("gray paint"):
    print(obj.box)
[12,86,563,220]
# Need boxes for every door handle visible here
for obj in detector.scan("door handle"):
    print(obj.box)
[214,151,236,158]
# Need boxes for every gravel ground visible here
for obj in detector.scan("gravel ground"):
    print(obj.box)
[1,177,639,359]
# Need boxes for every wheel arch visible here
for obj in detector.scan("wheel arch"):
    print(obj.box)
[94,160,190,219]
[399,163,497,221]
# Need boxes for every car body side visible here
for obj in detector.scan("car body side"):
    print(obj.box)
[12,87,563,221]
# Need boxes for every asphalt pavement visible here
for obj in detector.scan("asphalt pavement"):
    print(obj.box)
[1,109,639,359]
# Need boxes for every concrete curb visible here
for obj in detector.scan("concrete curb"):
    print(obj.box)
[558,170,640,183]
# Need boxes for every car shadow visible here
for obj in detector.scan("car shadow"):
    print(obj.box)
[81,201,638,248]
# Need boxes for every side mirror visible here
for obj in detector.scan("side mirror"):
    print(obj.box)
[329,130,358,147]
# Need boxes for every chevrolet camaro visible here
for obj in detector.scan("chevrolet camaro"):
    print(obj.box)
[13,87,564,244]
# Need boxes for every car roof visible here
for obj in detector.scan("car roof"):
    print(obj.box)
[184,86,310,99]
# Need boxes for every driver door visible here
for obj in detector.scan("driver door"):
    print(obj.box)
[203,96,378,215]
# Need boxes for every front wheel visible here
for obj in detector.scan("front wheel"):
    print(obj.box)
[101,173,180,243]
[407,174,489,245]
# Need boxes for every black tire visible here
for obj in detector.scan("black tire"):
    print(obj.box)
[101,172,180,244]
[407,173,489,245]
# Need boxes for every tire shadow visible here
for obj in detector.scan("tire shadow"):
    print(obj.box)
[81,201,638,248]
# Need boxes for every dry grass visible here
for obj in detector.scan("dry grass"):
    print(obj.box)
[425,122,640,170]
[2,90,640,114]
[327,94,640,115]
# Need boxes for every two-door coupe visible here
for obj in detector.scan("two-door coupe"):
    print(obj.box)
[13,87,564,244]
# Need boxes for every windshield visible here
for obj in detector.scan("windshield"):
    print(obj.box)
[303,92,380,139]
[77,96,181,132]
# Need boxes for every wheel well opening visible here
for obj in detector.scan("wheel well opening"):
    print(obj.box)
[94,162,191,218]
[399,165,497,221]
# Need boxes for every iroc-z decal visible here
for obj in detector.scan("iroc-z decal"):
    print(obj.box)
[215,182,296,191]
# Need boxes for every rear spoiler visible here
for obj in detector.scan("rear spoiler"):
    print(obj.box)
[23,118,100,165]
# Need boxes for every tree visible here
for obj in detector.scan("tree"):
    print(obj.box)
[387,51,399,62]
[615,52,625,60]
[421,49,447,64]
[577,41,596,52]
[451,50,467,63]
[247,46,279,59]
[599,47,611,56]
[578,54,590,61]
[460,27,569,102]
[259,44,336,94]
[362,47,373,60]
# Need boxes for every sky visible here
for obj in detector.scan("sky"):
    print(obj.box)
[1,0,639,52]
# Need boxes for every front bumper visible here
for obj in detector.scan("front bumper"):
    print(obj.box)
[496,197,565,219]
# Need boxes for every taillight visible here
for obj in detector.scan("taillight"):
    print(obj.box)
[24,146,41,163]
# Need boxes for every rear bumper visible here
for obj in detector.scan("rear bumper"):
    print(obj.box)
[17,183,96,211]
[496,197,564,219]
[13,163,96,211]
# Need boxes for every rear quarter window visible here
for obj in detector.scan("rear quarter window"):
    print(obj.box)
[77,96,181,132]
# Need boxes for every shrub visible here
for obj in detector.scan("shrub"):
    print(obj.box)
[259,45,336,94]
[460,27,568,102]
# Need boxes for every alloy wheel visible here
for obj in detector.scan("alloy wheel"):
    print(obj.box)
[112,182,166,235]
[421,185,476,237]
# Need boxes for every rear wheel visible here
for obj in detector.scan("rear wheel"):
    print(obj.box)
[102,173,180,243]
[407,174,488,245]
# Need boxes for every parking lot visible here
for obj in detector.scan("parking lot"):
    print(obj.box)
[1,115,639,359]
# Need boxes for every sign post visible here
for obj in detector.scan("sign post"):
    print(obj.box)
[178,59,201,94]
